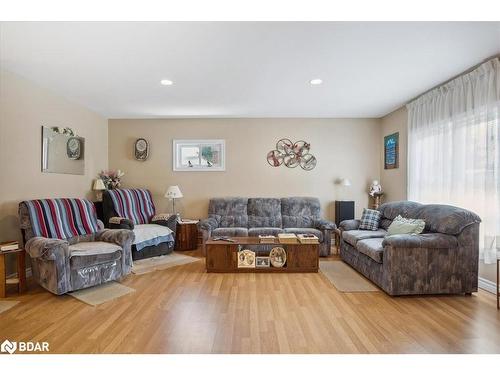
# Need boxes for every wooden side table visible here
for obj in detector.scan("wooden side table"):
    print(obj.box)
[334,228,341,255]
[497,257,499,310]
[0,248,27,298]
[175,220,199,251]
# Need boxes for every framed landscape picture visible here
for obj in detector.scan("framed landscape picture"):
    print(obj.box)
[384,132,399,169]
[173,139,225,171]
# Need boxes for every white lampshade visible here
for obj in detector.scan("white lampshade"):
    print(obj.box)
[340,178,351,187]
[165,185,183,199]
[92,179,106,191]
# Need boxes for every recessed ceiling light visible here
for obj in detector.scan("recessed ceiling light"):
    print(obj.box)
[160,79,173,86]
[310,78,323,85]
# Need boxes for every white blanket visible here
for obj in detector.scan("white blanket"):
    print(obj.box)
[133,224,173,246]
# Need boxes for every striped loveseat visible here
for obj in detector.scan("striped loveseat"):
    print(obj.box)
[102,189,177,260]
[19,198,134,295]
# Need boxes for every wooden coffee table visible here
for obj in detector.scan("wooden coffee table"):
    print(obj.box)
[205,237,319,273]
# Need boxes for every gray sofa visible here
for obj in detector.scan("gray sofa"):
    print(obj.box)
[198,197,335,256]
[339,201,481,296]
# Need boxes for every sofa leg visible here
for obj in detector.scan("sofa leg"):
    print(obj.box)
[465,292,472,296]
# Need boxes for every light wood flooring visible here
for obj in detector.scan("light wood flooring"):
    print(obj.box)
[1,250,499,354]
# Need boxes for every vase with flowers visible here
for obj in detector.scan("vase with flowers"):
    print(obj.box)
[98,170,125,190]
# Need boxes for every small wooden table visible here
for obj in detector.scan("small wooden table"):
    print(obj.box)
[175,219,199,251]
[497,257,499,310]
[0,248,27,298]
[206,237,319,273]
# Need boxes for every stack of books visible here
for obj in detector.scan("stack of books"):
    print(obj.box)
[0,241,19,252]
[297,234,319,244]
[278,233,298,244]
[258,235,276,244]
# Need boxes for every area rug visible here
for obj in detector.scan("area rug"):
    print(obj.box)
[68,281,135,306]
[0,300,20,314]
[319,260,379,292]
[132,252,201,275]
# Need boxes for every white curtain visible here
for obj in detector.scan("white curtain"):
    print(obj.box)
[407,58,500,264]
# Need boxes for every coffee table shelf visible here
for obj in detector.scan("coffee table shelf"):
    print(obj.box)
[205,237,319,273]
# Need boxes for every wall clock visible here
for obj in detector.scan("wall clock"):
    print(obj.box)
[66,137,82,160]
[134,138,149,161]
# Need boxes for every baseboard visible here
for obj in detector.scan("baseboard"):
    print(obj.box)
[478,277,497,295]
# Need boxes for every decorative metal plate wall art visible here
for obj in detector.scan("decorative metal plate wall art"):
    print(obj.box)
[267,138,317,171]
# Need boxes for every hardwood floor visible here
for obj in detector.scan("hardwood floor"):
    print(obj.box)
[1,250,499,354]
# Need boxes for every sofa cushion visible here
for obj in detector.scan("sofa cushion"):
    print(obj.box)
[133,224,174,251]
[212,227,248,237]
[283,227,324,242]
[386,215,425,235]
[69,241,122,269]
[248,227,284,237]
[378,201,423,221]
[359,208,382,231]
[414,204,481,235]
[382,233,459,249]
[281,197,320,228]
[342,229,387,247]
[208,197,248,228]
[247,198,282,227]
[356,238,384,263]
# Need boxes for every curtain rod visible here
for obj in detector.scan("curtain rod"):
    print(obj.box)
[406,53,500,105]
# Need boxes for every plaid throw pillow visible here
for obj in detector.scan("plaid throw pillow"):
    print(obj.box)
[359,208,381,231]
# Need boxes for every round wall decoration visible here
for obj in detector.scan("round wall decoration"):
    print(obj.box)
[276,138,294,155]
[300,154,317,171]
[269,246,287,268]
[267,138,317,170]
[66,137,82,160]
[134,138,150,161]
[267,150,284,167]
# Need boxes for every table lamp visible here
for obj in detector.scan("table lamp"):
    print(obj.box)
[165,185,183,215]
[92,178,106,201]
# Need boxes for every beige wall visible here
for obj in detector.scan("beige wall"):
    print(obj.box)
[108,118,381,221]
[0,69,108,272]
[380,106,407,202]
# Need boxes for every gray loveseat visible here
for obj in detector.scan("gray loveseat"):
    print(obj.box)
[198,197,335,256]
[339,201,481,296]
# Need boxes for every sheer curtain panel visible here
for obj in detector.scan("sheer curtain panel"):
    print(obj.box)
[407,58,500,263]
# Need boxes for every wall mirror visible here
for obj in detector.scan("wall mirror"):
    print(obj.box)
[41,126,85,175]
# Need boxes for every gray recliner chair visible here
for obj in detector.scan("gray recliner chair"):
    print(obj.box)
[19,198,134,295]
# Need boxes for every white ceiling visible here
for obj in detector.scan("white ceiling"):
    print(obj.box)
[1,22,499,119]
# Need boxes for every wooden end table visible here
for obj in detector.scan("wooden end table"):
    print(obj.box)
[0,248,27,298]
[497,257,499,310]
[334,228,341,255]
[206,237,319,273]
[175,219,199,251]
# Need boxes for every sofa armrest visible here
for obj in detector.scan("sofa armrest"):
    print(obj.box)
[151,213,178,234]
[198,217,218,232]
[314,218,336,230]
[382,233,459,249]
[109,216,134,230]
[339,219,360,231]
[25,237,69,260]
[96,229,135,248]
